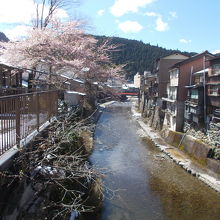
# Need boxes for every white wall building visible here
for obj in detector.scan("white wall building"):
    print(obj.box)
[134,72,142,88]
[162,68,180,131]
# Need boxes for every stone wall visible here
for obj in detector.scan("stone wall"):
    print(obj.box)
[142,104,164,131]
[184,121,220,160]
[208,122,220,160]
[208,122,220,147]
[139,97,220,173]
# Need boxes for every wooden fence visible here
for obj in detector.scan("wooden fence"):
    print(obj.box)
[0,90,58,156]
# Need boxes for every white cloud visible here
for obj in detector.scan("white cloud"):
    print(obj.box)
[0,0,68,24]
[179,38,192,44]
[110,0,155,17]
[145,12,159,17]
[0,0,68,40]
[212,49,220,54]
[118,21,143,33]
[156,17,169,31]
[144,12,170,32]
[97,9,105,16]
[4,25,32,41]
[0,0,35,24]
[169,11,177,18]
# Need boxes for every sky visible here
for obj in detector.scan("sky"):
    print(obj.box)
[0,0,220,54]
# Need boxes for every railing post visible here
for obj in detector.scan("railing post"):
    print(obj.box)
[15,97,21,147]
[36,93,40,131]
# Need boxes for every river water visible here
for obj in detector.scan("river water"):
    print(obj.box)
[89,102,220,220]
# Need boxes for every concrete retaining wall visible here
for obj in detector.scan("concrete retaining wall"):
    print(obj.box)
[164,130,220,174]
[182,136,211,159]
[207,159,220,174]
[165,130,211,159]
[165,130,183,147]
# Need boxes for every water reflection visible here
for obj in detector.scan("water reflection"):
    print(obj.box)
[89,102,220,220]
[149,162,220,220]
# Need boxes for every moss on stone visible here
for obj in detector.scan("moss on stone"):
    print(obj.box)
[179,144,185,151]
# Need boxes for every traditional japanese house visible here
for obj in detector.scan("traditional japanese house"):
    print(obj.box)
[0,63,24,95]
[184,68,208,126]
[207,56,220,122]
[162,51,214,131]
[154,53,189,107]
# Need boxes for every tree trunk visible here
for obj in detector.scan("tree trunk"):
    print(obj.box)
[83,81,97,116]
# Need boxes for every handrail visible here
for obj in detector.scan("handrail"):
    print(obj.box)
[0,90,58,156]
[0,90,59,100]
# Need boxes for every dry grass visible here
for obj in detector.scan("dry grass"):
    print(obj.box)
[80,130,93,155]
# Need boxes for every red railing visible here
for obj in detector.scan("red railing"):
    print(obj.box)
[0,90,58,156]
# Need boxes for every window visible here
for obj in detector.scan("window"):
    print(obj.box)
[169,69,179,86]
[212,64,220,75]
[191,89,198,99]
[170,69,179,79]
[168,87,177,100]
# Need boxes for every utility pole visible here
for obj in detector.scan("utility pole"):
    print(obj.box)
[190,66,193,86]
[203,56,207,133]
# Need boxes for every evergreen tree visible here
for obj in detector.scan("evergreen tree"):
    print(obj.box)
[95,36,196,79]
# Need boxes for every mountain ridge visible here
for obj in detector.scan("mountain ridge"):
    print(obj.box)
[0,32,9,42]
[95,35,197,79]
[0,32,197,80]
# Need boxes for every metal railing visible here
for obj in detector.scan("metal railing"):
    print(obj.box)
[0,90,58,156]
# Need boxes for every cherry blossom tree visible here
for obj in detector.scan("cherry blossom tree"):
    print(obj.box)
[0,18,124,113]
[0,19,122,83]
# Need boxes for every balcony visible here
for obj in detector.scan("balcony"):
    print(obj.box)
[162,97,175,103]
[185,100,199,106]
[190,108,201,115]
[209,68,220,77]
[208,88,220,96]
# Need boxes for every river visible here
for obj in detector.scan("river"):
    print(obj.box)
[88,102,220,220]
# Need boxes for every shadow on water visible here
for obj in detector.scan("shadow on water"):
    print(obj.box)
[87,102,220,220]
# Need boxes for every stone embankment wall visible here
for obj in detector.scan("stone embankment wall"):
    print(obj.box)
[164,130,220,174]
[184,122,220,160]
[139,97,220,174]
[142,103,164,131]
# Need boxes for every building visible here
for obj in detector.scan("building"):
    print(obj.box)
[106,78,123,88]
[59,74,85,93]
[134,72,143,88]
[207,56,220,121]
[143,71,158,102]
[163,51,214,131]
[0,63,23,88]
[0,63,26,96]
[184,68,208,127]
[64,91,86,106]
[154,53,189,106]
